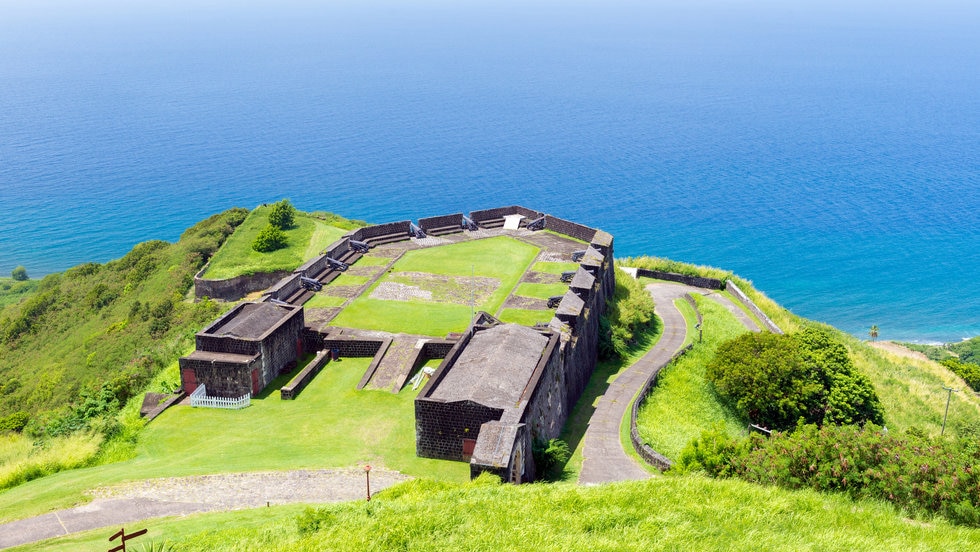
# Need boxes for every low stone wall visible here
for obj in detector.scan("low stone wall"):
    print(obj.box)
[419,213,463,231]
[470,205,543,224]
[195,269,291,302]
[356,338,394,390]
[544,215,597,243]
[634,268,725,290]
[347,221,411,241]
[281,350,331,400]
[629,342,695,471]
[726,280,783,334]
[263,273,303,302]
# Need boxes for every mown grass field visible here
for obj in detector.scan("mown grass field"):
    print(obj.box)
[202,206,349,279]
[18,476,980,551]
[329,237,539,336]
[0,356,469,523]
[636,295,750,460]
[497,308,554,326]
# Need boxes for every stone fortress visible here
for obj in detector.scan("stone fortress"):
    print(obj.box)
[181,206,614,483]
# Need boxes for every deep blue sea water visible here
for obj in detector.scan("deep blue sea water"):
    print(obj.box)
[1,0,978,343]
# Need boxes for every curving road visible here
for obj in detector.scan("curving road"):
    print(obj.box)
[578,282,758,485]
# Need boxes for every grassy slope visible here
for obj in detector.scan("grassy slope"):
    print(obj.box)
[0,278,39,309]
[18,477,980,551]
[0,209,247,425]
[202,206,350,280]
[0,356,469,522]
[330,237,539,336]
[636,295,750,460]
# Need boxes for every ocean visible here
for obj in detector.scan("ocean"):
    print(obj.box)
[1,0,977,343]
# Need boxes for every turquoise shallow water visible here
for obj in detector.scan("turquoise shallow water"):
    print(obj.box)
[0,0,977,342]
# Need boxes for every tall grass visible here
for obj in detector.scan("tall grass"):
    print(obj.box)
[0,432,102,491]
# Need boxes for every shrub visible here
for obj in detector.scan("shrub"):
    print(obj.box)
[706,327,883,430]
[532,438,571,480]
[252,224,289,252]
[674,424,744,477]
[599,269,657,359]
[719,424,980,527]
[10,265,28,281]
[268,199,296,229]
[940,358,980,392]
[0,411,29,433]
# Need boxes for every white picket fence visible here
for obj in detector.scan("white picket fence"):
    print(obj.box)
[189,384,251,410]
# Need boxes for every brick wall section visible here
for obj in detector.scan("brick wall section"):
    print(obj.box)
[194,269,291,302]
[418,213,463,231]
[543,215,597,243]
[726,280,783,334]
[293,237,350,279]
[195,335,261,356]
[179,357,256,398]
[257,311,305,389]
[416,399,505,461]
[263,273,303,302]
[634,268,725,290]
[346,221,411,241]
[301,331,389,357]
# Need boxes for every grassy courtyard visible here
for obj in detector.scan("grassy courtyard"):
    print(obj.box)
[329,237,540,336]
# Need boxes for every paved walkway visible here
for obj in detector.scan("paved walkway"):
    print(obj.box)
[0,468,409,550]
[578,282,694,484]
[578,282,760,485]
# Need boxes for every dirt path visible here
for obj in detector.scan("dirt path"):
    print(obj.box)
[0,468,410,550]
[869,340,930,362]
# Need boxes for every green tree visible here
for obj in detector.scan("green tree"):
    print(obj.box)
[869,325,879,342]
[10,266,28,281]
[268,199,296,229]
[252,224,289,252]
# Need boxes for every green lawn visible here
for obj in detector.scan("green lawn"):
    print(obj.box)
[330,237,539,336]
[636,296,751,460]
[203,206,347,279]
[0,356,469,523]
[303,293,347,308]
[531,261,579,275]
[514,282,569,300]
[28,475,980,551]
[497,308,554,326]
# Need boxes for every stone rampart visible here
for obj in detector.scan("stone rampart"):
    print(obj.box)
[470,206,543,224]
[418,213,463,231]
[726,280,783,334]
[347,221,411,241]
[194,269,291,302]
[280,350,331,400]
[544,215,597,243]
[263,273,303,302]
[634,268,725,290]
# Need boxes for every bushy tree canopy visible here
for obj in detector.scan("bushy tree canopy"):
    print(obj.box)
[252,224,289,252]
[268,199,296,229]
[10,266,28,281]
[706,327,883,430]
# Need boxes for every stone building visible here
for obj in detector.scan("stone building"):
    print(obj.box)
[415,224,615,482]
[179,302,304,398]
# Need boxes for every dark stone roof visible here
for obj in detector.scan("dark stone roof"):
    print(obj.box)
[471,421,522,468]
[205,302,298,340]
[429,324,548,410]
[555,291,585,318]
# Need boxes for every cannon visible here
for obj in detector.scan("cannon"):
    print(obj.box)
[409,222,427,239]
[461,216,478,231]
[326,257,349,271]
[269,298,291,306]
[560,270,576,283]
[300,276,323,291]
[526,216,545,231]
[349,240,370,253]
[571,250,586,262]
[547,295,563,309]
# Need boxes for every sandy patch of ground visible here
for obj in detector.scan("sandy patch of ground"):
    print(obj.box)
[869,341,930,362]
[371,272,499,305]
